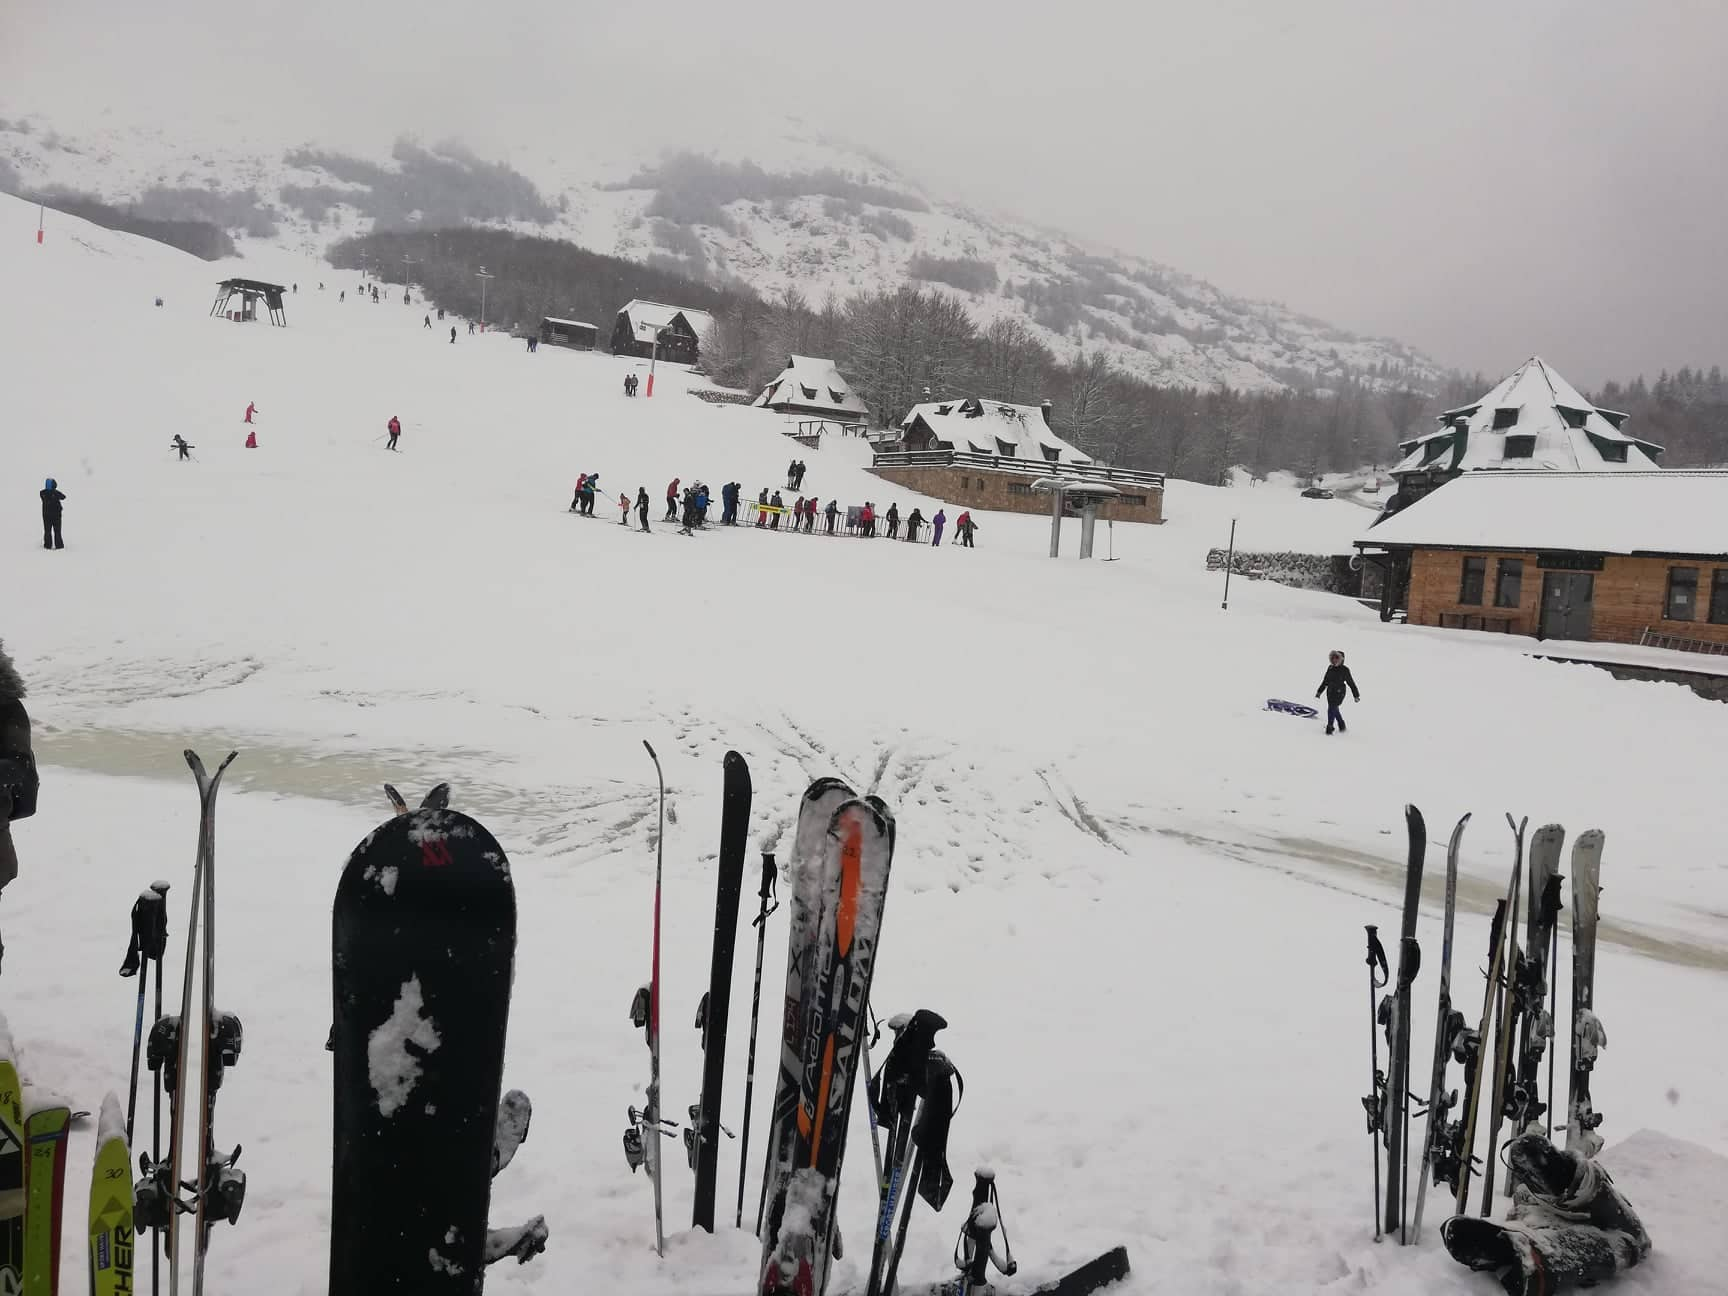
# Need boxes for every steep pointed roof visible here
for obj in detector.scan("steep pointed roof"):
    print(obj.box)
[1392,356,1662,477]
[752,355,870,419]
[617,300,716,347]
[900,396,1092,465]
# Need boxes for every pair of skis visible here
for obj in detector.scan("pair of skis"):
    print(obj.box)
[758,779,897,1296]
[0,1017,132,1296]
[1371,810,1611,1244]
[130,750,245,1296]
[625,747,754,1254]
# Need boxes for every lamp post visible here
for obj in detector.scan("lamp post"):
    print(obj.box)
[1221,518,1237,610]
[402,254,418,300]
[476,267,495,332]
[647,324,672,398]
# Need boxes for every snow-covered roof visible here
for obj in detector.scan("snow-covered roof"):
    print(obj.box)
[617,299,716,346]
[1392,356,1662,477]
[1359,471,1728,557]
[751,355,869,418]
[901,397,1092,465]
[543,316,596,329]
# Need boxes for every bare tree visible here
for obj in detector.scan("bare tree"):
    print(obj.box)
[1060,349,1115,456]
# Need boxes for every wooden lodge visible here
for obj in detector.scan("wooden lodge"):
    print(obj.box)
[540,317,598,350]
[610,300,715,365]
[1356,471,1728,651]
[872,395,1165,523]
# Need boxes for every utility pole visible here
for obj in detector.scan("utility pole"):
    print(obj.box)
[402,254,419,306]
[476,267,495,331]
[1221,518,1237,610]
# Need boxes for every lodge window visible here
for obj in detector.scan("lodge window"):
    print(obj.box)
[1711,570,1728,625]
[1006,482,1033,496]
[1599,442,1629,463]
[1459,556,1486,606]
[1504,435,1535,459]
[1492,408,1520,429]
[1665,567,1698,620]
[1494,558,1523,608]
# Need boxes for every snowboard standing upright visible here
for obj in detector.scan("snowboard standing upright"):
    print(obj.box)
[760,797,897,1296]
[330,803,517,1294]
[690,751,752,1231]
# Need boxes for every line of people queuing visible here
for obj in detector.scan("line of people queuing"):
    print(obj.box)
[566,473,976,547]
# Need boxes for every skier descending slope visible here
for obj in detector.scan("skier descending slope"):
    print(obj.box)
[757,778,856,1237]
[761,798,897,1296]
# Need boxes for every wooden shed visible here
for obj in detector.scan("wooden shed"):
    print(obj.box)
[540,317,598,350]
[1356,471,1728,650]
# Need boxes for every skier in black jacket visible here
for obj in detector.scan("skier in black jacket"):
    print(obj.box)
[1315,649,1361,734]
[39,479,65,549]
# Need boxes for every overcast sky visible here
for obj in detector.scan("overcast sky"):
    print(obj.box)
[5,0,1724,385]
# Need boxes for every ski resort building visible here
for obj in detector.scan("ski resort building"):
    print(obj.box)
[539,317,598,350]
[752,355,870,425]
[609,300,716,365]
[1356,471,1728,650]
[1383,356,1663,513]
[872,396,1165,523]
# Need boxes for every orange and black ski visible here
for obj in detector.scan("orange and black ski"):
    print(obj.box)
[761,798,895,1296]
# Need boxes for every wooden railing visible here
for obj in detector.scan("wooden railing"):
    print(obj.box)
[871,449,1165,489]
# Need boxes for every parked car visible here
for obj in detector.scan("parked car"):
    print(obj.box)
[1300,486,1335,500]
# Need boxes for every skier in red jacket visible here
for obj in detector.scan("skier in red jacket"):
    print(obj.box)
[665,478,680,522]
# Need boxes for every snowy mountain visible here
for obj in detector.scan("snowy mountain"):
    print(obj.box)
[0,108,1442,395]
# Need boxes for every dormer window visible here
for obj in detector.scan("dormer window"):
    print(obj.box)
[1558,407,1590,428]
[1492,408,1520,430]
[829,388,846,404]
[800,385,818,400]
[1504,435,1535,459]
[996,438,1017,457]
[1599,442,1628,463]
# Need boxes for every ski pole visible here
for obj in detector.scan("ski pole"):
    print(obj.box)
[735,850,778,1229]
[120,882,171,1145]
[1361,924,1389,1242]
[863,1005,885,1189]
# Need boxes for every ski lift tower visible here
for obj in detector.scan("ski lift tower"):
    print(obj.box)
[1032,477,1121,559]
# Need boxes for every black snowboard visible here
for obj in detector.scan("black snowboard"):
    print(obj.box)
[690,750,752,1231]
[330,807,517,1294]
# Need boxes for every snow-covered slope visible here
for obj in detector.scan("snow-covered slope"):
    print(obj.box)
[0,109,1441,395]
[3,195,1723,1295]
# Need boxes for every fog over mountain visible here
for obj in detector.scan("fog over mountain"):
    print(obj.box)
[4,0,1725,384]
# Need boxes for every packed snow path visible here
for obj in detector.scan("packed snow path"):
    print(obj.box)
[4,197,1727,1292]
